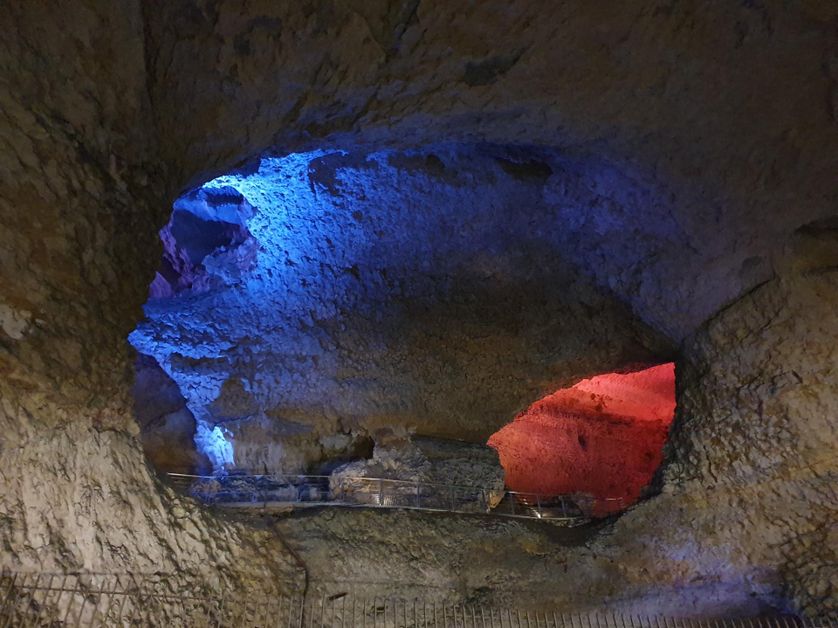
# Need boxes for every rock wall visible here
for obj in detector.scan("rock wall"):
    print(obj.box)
[149,186,257,299]
[144,0,838,342]
[489,364,675,514]
[658,225,838,615]
[130,147,672,471]
[274,260,837,616]
[0,0,300,603]
[331,435,505,495]
[0,0,836,620]
[273,507,778,618]
[0,409,301,590]
[132,353,210,473]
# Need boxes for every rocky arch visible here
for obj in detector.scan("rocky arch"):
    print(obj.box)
[0,0,836,618]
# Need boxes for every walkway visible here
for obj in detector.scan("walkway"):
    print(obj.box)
[166,473,627,524]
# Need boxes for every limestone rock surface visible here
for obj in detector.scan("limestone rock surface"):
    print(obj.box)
[277,252,838,617]
[130,147,672,470]
[329,435,506,511]
[0,0,836,620]
[132,353,210,473]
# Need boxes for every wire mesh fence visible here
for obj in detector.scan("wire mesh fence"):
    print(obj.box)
[1,572,833,627]
[166,473,627,522]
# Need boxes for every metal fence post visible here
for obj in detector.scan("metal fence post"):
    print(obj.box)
[379,479,384,506]
[416,481,421,508]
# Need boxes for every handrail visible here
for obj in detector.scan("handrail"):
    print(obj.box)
[166,472,627,503]
[165,472,627,521]
[0,571,824,627]
[169,472,499,493]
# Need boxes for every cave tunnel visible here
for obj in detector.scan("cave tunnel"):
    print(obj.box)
[2,2,837,624]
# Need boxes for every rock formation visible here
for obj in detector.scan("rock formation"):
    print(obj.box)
[329,435,506,511]
[148,186,257,299]
[489,363,676,515]
[132,353,211,473]
[129,148,671,472]
[0,0,836,620]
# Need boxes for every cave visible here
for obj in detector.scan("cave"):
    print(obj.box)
[1,2,837,625]
[127,147,675,486]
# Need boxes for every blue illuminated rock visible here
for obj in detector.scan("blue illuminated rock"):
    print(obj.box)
[130,147,671,472]
[132,353,210,473]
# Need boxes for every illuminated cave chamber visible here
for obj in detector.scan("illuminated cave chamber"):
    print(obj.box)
[6,4,836,620]
[489,363,676,516]
[129,146,674,492]
[148,187,257,299]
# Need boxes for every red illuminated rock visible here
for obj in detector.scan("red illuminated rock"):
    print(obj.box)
[489,364,675,515]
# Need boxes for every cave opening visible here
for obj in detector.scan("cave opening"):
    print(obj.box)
[128,146,677,522]
[488,362,676,517]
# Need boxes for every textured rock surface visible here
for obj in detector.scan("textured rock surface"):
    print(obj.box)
[659,233,838,616]
[275,264,838,616]
[329,430,504,512]
[271,258,838,617]
[222,413,374,475]
[273,507,777,618]
[130,148,671,470]
[132,354,210,473]
[0,413,301,584]
[148,186,256,299]
[330,435,505,506]
[275,259,838,618]
[144,0,838,343]
[414,437,505,494]
[0,0,836,620]
[489,364,675,514]
[0,1,300,601]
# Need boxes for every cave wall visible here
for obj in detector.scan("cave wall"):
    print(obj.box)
[330,434,505,499]
[0,1,299,596]
[144,0,838,342]
[132,353,210,473]
[275,262,837,617]
[657,226,838,615]
[489,364,675,514]
[130,147,670,471]
[0,0,836,619]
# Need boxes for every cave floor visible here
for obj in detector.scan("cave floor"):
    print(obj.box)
[222,503,604,542]
[212,505,613,607]
[203,500,593,527]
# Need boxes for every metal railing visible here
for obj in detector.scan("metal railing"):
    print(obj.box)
[1,572,832,627]
[166,473,628,522]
